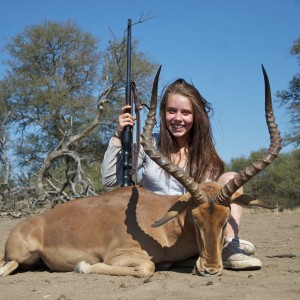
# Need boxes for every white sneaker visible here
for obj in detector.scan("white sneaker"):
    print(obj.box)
[224,237,256,256]
[222,237,262,270]
[239,239,256,256]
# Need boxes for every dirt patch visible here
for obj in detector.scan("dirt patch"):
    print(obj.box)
[0,209,299,300]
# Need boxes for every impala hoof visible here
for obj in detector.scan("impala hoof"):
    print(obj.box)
[74,261,90,274]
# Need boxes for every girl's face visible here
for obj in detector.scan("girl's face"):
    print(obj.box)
[165,93,194,143]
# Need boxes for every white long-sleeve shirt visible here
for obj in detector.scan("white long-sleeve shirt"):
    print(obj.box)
[101,137,187,195]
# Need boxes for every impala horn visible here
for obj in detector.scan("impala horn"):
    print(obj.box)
[215,65,283,205]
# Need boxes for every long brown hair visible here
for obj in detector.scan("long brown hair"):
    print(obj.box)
[159,79,224,182]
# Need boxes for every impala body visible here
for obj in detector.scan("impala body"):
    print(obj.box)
[1,183,230,277]
[0,66,282,277]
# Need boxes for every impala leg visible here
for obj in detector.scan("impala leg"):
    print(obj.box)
[0,257,5,267]
[0,261,19,276]
[75,254,155,278]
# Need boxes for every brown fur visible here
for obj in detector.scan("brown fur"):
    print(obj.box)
[0,183,267,277]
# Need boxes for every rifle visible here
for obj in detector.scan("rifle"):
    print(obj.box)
[121,19,133,187]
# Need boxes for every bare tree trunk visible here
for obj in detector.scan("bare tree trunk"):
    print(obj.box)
[36,104,104,198]
[0,108,12,207]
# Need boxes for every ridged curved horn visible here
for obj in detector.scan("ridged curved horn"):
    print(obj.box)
[141,66,208,204]
[215,65,283,205]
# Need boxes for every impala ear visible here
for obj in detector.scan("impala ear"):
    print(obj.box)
[152,193,191,227]
[232,192,276,209]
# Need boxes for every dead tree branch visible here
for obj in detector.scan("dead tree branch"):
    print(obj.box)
[36,104,104,198]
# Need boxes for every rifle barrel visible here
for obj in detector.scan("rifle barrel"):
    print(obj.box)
[126,19,131,106]
[121,19,133,187]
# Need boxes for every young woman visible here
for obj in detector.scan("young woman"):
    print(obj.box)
[102,78,261,270]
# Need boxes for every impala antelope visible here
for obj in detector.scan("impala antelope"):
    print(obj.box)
[0,65,281,277]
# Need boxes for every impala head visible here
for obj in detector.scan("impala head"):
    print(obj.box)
[141,66,282,276]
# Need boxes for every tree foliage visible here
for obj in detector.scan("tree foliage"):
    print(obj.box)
[2,20,101,170]
[276,35,300,146]
[226,149,300,209]
[0,19,158,208]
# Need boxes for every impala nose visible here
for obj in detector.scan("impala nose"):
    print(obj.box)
[195,258,222,276]
[194,266,222,277]
[203,267,221,276]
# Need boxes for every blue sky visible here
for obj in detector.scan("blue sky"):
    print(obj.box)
[1,0,299,163]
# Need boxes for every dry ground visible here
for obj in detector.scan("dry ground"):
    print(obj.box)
[0,208,299,300]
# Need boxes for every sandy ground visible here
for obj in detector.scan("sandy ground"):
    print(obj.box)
[0,208,299,300]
